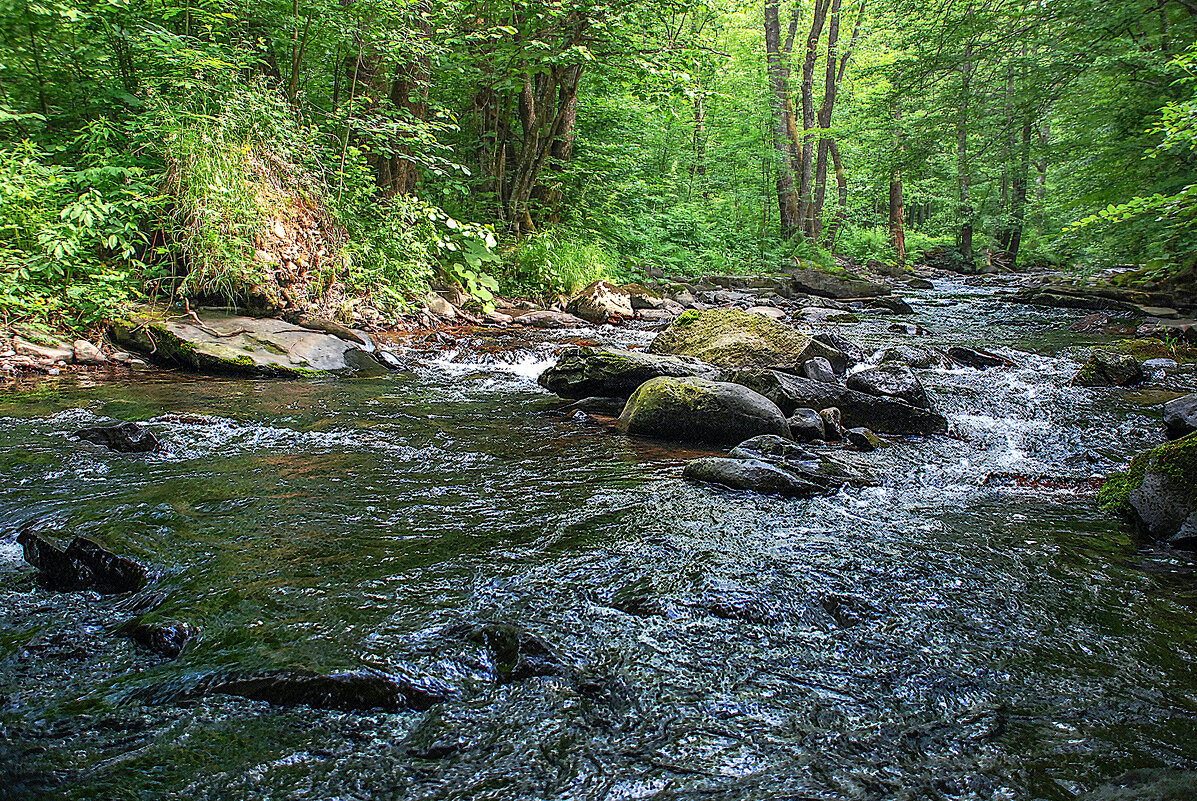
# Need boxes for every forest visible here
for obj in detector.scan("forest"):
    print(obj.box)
[1,0,1195,329]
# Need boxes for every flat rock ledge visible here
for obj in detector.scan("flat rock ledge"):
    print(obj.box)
[111,311,385,377]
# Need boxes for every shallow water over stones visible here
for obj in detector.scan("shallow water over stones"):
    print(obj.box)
[2,277,1197,800]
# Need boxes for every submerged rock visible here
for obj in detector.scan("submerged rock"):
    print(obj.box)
[565,280,634,324]
[111,311,384,377]
[801,357,838,384]
[1164,394,1197,440]
[845,364,931,409]
[200,669,453,712]
[648,308,847,373]
[1099,432,1197,548]
[121,619,197,659]
[722,369,948,436]
[18,532,148,594]
[457,622,568,683]
[537,345,718,399]
[1072,350,1143,388]
[71,421,160,453]
[617,376,790,445]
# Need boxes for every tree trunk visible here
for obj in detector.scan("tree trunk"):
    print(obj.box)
[764,0,802,237]
[956,47,974,262]
[795,0,830,236]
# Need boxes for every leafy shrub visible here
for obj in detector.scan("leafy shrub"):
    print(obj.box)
[501,231,623,298]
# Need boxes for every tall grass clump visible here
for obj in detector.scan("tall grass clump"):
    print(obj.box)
[501,231,624,297]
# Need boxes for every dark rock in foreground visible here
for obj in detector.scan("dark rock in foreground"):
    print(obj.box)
[200,668,453,712]
[722,369,948,436]
[1099,432,1197,548]
[1163,394,1197,440]
[1072,350,1143,387]
[617,376,790,445]
[18,532,147,594]
[457,622,568,683]
[71,421,160,453]
[684,457,825,497]
[537,345,718,399]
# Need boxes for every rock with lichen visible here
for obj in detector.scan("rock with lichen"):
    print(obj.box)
[616,376,790,445]
[1098,432,1197,548]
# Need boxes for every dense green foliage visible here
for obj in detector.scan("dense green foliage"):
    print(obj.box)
[0,0,1193,329]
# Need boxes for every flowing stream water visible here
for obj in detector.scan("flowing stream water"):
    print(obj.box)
[2,278,1197,800]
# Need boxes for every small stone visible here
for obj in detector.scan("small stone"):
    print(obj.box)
[72,340,107,364]
[948,346,1010,369]
[1072,350,1143,388]
[787,408,826,442]
[484,311,513,325]
[128,359,149,369]
[424,293,458,319]
[18,532,148,594]
[845,427,886,451]
[746,306,786,321]
[802,357,838,384]
[1164,394,1197,440]
[110,351,134,363]
[819,407,844,441]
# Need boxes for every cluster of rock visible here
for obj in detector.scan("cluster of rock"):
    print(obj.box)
[2,328,139,376]
[538,308,957,497]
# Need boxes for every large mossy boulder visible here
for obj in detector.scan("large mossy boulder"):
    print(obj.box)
[111,311,385,377]
[1098,432,1197,548]
[564,280,634,324]
[722,368,948,436]
[537,346,719,399]
[617,376,790,445]
[648,308,847,373]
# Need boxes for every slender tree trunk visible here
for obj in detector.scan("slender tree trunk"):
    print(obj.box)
[957,46,974,262]
[764,0,801,236]
[889,104,906,263]
[796,0,830,235]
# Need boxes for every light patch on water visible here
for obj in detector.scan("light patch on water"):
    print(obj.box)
[423,348,556,383]
[0,536,23,563]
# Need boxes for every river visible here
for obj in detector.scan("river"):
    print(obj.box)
[2,277,1196,800]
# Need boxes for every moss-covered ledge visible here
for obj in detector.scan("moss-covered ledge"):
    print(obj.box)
[1098,432,1197,547]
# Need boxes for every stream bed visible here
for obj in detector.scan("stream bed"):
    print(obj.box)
[3,278,1197,800]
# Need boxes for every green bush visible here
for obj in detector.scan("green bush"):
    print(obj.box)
[500,231,624,298]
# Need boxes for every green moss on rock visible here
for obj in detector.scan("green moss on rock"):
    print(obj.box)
[649,308,847,373]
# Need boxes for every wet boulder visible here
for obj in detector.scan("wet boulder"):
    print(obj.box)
[565,280,634,324]
[617,376,790,446]
[722,369,948,436]
[947,346,1011,369]
[1099,432,1197,548]
[788,267,890,299]
[684,434,876,497]
[813,331,865,366]
[787,408,826,442]
[71,421,160,453]
[878,345,942,369]
[820,407,845,441]
[199,668,453,712]
[18,532,147,594]
[683,457,825,498]
[864,296,914,314]
[648,308,847,373]
[1164,394,1197,440]
[845,364,931,409]
[537,345,718,399]
[1072,350,1143,387]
